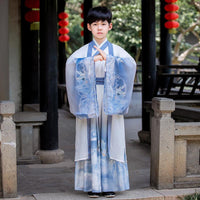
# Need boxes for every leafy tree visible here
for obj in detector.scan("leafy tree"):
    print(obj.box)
[108,3,142,62]
[65,0,84,57]
[65,0,200,64]
[172,0,200,64]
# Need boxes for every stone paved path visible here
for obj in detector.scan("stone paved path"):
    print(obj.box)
[17,109,151,197]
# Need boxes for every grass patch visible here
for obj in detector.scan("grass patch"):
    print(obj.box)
[179,193,200,200]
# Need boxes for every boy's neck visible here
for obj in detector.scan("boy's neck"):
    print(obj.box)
[94,38,107,46]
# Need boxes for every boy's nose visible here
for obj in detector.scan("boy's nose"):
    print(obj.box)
[97,25,102,29]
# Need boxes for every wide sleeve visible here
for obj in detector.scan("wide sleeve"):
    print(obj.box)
[65,56,99,118]
[103,55,136,115]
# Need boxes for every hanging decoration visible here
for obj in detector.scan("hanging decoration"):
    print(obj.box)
[24,0,40,30]
[164,0,179,34]
[25,10,40,23]
[58,12,70,43]
[80,3,84,37]
[25,0,39,8]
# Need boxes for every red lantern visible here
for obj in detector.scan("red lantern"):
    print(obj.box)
[81,21,84,28]
[81,30,84,36]
[25,10,40,23]
[164,0,179,34]
[58,11,70,43]
[165,0,177,3]
[25,0,40,8]
[59,35,70,42]
[58,12,68,19]
[59,20,69,27]
[165,12,179,20]
[81,13,84,19]
[164,4,179,12]
[59,27,69,34]
[165,21,179,29]
[81,3,84,10]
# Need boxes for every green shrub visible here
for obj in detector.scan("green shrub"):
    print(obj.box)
[179,193,200,200]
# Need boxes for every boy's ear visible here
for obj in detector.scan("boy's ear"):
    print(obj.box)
[109,23,113,31]
[87,23,92,31]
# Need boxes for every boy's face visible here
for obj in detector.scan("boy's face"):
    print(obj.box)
[87,20,112,44]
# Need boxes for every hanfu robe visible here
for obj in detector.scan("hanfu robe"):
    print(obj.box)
[66,39,136,192]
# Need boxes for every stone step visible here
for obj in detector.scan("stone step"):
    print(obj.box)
[29,188,200,200]
[2,187,200,200]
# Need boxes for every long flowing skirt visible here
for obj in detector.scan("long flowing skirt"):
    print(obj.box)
[75,92,130,192]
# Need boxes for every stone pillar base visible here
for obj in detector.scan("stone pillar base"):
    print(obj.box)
[36,149,64,164]
[138,130,151,144]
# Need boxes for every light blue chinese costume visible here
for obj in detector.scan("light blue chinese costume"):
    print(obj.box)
[66,39,136,192]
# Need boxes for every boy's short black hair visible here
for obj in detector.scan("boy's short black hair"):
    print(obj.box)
[87,6,112,24]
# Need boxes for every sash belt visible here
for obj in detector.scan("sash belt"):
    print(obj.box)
[96,77,104,85]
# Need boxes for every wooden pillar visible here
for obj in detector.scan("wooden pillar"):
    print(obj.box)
[0,0,9,100]
[40,0,58,150]
[83,0,92,44]
[21,0,39,106]
[159,0,171,89]
[139,0,156,143]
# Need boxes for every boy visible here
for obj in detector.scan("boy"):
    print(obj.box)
[66,6,136,198]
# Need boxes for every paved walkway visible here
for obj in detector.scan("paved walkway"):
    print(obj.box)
[3,91,199,200]
[16,109,151,198]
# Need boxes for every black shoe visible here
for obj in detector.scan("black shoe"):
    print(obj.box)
[102,192,116,198]
[88,192,100,198]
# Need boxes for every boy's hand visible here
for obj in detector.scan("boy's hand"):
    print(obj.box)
[94,55,104,62]
[93,45,106,62]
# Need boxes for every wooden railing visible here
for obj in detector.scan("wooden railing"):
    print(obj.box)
[154,65,200,100]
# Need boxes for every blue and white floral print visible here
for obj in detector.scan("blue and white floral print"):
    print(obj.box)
[104,56,134,115]
[66,55,135,118]
[75,115,130,192]
[65,40,136,193]
[75,58,99,118]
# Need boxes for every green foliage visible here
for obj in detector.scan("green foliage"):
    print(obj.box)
[109,3,142,56]
[65,0,84,57]
[108,0,161,60]
[179,193,200,200]
[171,0,200,64]
[65,0,200,64]
[176,0,199,29]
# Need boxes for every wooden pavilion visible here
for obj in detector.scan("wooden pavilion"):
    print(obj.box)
[0,0,172,160]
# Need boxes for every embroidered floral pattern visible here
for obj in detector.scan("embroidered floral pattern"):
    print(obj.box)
[75,117,129,192]
[104,56,134,115]
[74,58,99,118]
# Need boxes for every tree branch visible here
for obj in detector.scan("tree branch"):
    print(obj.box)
[173,42,200,64]
[191,0,200,12]
[172,22,200,63]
